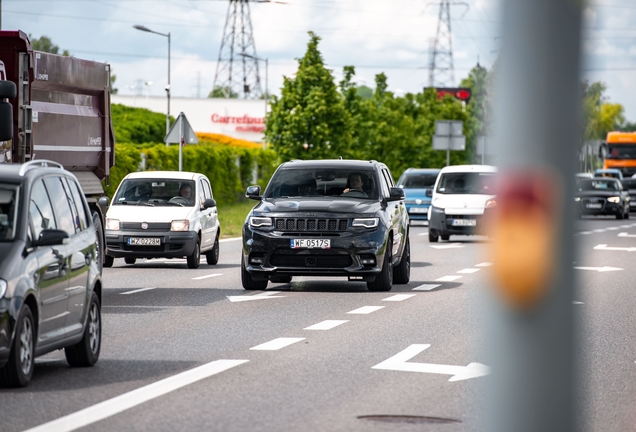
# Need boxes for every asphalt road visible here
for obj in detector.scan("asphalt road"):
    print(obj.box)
[1,218,635,431]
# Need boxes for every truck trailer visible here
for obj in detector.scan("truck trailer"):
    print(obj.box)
[0,30,114,267]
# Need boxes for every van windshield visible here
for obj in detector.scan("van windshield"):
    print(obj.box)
[436,172,495,195]
[113,179,196,206]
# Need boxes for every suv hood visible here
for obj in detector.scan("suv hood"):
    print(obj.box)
[106,205,196,222]
[436,194,495,215]
[255,198,380,215]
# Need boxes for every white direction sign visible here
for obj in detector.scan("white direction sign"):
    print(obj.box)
[574,266,623,272]
[227,291,285,302]
[372,344,490,382]
[594,244,636,252]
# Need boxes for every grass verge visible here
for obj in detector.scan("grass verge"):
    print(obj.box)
[217,200,257,238]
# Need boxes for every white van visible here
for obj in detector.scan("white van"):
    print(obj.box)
[427,164,497,242]
[104,171,220,268]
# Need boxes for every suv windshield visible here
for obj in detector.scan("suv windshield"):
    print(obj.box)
[399,173,438,188]
[265,168,379,200]
[0,184,18,240]
[113,179,196,206]
[436,172,495,195]
[578,179,620,191]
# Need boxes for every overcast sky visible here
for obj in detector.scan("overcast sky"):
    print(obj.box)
[3,0,636,121]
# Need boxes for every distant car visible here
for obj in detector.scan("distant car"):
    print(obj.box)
[623,178,636,213]
[427,165,497,242]
[104,171,220,268]
[593,168,623,181]
[575,172,593,182]
[241,159,410,292]
[576,178,630,219]
[0,161,103,387]
[397,168,440,222]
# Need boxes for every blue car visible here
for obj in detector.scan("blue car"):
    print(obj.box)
[397,168,441,222]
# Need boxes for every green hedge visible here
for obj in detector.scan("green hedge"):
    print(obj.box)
[105,142,278,205]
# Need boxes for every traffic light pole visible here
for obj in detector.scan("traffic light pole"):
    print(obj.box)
[486,0,581,431]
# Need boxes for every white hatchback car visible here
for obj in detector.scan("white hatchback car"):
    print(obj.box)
[427,164,497,242]
[104,171,220,268]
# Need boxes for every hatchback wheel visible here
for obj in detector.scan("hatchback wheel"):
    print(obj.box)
[0,305,35,387]
[206,235,220,265]
[65,292,101,367]
[187,237,201,269]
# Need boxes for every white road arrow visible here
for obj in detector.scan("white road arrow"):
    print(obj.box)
[227,291,285,302]
[594,244,636,252]
[372,344,490,382]
[574,266,623,272]
[618,232,636,238]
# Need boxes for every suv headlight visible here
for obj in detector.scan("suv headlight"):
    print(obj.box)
[352,218,379,228]
[106,218,120,230]
[249,216,272,228]
[607,196,620,203]
[171,220,189,231]
[0,279,6,299]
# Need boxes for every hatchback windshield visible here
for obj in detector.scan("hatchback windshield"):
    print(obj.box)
[578,179,620,191]
[265,168,379,200]
[399,173,438,188]
[436,172,495,194]
[0,184,18,240]
[113,179,196,206]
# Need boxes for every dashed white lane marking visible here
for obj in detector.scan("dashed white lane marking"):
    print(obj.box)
[413,284,441,291]
[250,337,305,351]
[435,275,463,282]
[219,237,241,243]
[618,232,636,238]
[347,306,385,314]
[579,231,592,235]
[607,227,619,230]
[382,294,416,301]
[593,229,605,233]
[457,268,480,274]
[192,273,223,280]
[304,320,349,330]
[120,287,156,295]
[573,301,584,305]
[475,262,493,267]
[23,359,248,432]
[429,243,464,249]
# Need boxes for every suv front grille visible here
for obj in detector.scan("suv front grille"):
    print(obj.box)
[269,248,352,268]
[274,218,349,232]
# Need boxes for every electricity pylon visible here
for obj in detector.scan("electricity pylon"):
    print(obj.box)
[427,0,468,88]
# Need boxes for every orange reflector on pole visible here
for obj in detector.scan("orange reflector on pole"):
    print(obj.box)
[486,171,560,310]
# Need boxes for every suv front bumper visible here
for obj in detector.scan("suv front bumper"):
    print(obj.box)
[105,229,198,259]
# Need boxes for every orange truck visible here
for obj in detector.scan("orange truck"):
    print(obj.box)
[601,132,636,178]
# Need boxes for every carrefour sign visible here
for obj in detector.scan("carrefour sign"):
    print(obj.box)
[210,113,265,133]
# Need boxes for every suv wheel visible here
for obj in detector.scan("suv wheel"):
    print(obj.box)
[104,255,114,268]
[429,231,439,243]
[187,237,201,269]
[66,292,101,367]
[0,305,35,387]
[124,257,136,265]
[241,255,268,290]
[368,243,393,292]
[393,237,410,284]
[206,235,220,265]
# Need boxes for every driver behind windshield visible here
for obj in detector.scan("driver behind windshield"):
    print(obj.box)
[343,172,364,193]
[178,183,193,202]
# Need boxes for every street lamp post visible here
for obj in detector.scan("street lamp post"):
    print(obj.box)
[133,24,171,138]
[239,52,268,149]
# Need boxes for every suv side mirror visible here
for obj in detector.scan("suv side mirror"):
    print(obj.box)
[387,187,405,202]
[203,198,216,209]
[0,81,16,142]
[34,229,69,247]
[425,188,433,197]
[246,185,262,201]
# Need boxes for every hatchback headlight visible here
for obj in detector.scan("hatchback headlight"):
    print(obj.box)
[352,218,379,228]
[249,216,272,228]
[171,220,189,231]
[0,279,7,300]
[105,218,120,230]
[607,196,621,203]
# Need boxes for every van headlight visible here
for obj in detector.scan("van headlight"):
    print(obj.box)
[432,197,445,209]
[171,220,189,231]
[352,218,379,228]
[249,217,272,228]
[607,196,621,203]
[105,218,120,230]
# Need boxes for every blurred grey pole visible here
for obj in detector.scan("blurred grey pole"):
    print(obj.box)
[487,0,581,431]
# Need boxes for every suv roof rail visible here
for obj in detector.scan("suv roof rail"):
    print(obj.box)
[18,160,64,177]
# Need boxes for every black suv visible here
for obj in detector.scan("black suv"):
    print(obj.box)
[0,161,103,387]
[241,159,410,291]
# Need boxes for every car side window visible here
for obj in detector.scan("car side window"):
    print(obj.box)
[65,177,89,231]
[43,176,75,236]
[202,178,213,200]
[378,170,391,197]
[382,169,396,187]
[29,179,57,240]
[198,180,208,206]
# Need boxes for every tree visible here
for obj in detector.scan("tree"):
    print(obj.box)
[265,32,351,160]
[208,86,238,98]
[110,74,119,95]
[29,35,70,56]
[460,63,492,162]
[581,81,625,140]
[356,85,373,100]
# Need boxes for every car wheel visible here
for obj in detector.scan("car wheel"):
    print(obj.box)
[206,235,220,265]
[0,305,35,387]
[65,292,101,367]
[429,231,439,243]
[92,211,104,272]
[367,242,393,292]
[270,275,292,283]
[124,257,136,265]
[393,237,410,284]
[104,255,114,268]
[441,234,450,241]
[241,255,268,290]
[187,237,201,269]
